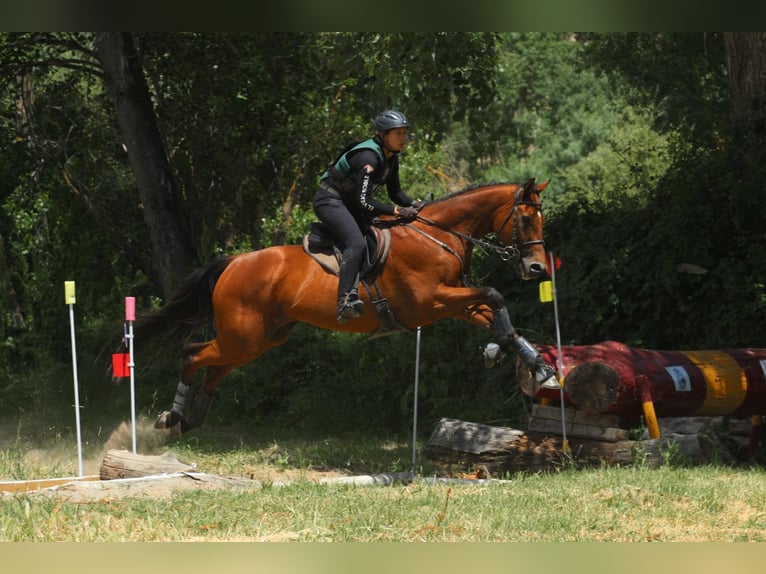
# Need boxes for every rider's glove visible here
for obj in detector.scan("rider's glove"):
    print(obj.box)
[398,206,419,221]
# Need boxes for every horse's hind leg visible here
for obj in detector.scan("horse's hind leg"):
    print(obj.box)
[154,341,215,433]
[179,364,234,433]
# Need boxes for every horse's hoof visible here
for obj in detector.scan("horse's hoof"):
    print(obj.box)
[483,342,502,368]
[535,364,560,389]
[155,410,181,430]
[540,376,562,390]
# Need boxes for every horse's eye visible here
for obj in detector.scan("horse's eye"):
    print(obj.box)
[522,215,532,226]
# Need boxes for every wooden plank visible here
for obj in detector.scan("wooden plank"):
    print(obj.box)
[0,475,100,494]
[528,416,629,441]
[531,404,621,427]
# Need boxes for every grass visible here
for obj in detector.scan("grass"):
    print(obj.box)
[2,418,766,542]
[2,465,766,541]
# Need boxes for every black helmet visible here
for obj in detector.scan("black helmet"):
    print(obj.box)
[374,110,410,132]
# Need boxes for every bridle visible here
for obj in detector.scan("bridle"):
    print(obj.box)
[412,184,545,262]
[493,186,546,259]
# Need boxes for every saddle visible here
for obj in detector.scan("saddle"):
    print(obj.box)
[303,222,391,278]
[302,222,408,335]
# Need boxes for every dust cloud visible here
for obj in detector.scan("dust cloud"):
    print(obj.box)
[84,417,171,474]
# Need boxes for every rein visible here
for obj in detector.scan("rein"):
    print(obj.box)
[412,188,545,262]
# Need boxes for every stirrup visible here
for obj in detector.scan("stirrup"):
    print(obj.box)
[337,293,364,323]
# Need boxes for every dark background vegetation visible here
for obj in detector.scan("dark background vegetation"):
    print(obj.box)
[2,33,765,444]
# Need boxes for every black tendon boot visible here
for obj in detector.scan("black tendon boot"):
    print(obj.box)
[336,267,364,324]
[514,334,561,390]
[490,306,559,390]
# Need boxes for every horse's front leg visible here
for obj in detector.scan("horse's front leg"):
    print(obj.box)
[435,285,559,389]
[483,288,559,389]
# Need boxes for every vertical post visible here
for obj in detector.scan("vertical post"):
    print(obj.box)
[411,326,422,477]
[125,296,137,454]
[637,375,661,439]
[65,281,84,477]
[548,252,569,453]
[748,415,763,458]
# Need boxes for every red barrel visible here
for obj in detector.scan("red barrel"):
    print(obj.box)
[519,340,766,419]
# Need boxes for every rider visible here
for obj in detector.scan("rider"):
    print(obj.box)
[313,109,423,323]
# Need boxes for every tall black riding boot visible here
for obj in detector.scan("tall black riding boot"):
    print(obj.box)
[336,264,363,323]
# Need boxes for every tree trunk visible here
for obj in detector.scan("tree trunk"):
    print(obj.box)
[723,32,766,174]
[724,33,766,136]
[93,32,195,297]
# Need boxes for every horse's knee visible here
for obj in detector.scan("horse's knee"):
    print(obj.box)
[492,306,515,347]
[485,287,505,310]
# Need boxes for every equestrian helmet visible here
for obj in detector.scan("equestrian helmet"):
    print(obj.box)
[374,110,410,132]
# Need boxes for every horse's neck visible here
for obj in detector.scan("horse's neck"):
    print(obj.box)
[434,191,502,239]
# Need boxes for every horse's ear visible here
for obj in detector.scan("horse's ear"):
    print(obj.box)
[536,180,550,193]
[522,178,537,195]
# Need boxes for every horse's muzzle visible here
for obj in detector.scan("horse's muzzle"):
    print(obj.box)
[520,259,546,280]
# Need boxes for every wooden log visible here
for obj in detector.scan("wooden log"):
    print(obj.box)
[424,418,525,455]
[423,418,726,475]
[518,341,766,420]
[100,449,195,480]
[566,433,714,467]
[423,418,547,475]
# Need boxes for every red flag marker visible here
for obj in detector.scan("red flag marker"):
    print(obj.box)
[112,353,130,378]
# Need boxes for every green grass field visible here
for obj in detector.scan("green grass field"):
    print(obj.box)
[2,416,766,542]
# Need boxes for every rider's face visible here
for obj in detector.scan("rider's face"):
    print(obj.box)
[381,128,408,153]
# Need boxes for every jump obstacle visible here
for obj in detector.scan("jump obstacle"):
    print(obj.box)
[518,340,766,421]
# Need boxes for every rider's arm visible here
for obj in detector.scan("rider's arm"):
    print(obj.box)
[349,150,397,216]
[383,156,416,207]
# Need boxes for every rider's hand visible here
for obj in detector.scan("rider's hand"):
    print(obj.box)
[410,199,424,210]
[398,206,419,221]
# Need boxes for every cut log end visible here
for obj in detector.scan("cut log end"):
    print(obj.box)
[564,361,622,413]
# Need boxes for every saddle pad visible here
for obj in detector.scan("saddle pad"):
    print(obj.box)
[302,228,391,276]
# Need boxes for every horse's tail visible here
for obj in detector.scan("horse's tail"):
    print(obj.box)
[136,255,235,351]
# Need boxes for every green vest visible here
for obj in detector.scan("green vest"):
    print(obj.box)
[321,138,385,191]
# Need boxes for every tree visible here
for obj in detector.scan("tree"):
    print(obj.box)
[93,33,195,296]
[723,32,766,168]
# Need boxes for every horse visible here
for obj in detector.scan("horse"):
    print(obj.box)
[137,178,558,435]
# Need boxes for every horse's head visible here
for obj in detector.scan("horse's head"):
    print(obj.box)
[494,178,548,280]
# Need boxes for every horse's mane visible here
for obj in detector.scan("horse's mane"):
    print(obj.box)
[430,181,521,205]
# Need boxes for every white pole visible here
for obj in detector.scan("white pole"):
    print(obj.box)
[411,326,422,476]
[548,253,568,449]
[125,297,137,454]
[65,281,84,477]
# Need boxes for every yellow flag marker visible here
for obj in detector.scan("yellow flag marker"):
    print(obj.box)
[64,280,76,305]
[539,280,553,303]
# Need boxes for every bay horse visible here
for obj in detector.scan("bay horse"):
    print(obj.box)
[138,178,557,434]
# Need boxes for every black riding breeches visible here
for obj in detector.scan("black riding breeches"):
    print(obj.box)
[313,189,367,298]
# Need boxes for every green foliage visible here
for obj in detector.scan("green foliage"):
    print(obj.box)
[3,32,766,443]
